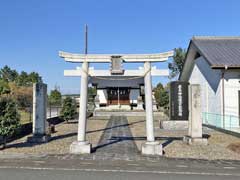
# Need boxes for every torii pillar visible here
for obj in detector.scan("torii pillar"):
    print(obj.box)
[70,61,92,154]
[141,62,163,155]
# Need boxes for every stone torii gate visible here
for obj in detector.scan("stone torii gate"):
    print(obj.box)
[59,51,173,155]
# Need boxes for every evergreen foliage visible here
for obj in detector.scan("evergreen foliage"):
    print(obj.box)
[16,71,42,86]
[0,79,10,95]
[0,65,18,82]
[60,97,77,123]
[168,48,187,78]
[0,97,20,148]
[49,88,62,106]
[0,65,43,109]
[0,65,42,86]
[154,83,169,109]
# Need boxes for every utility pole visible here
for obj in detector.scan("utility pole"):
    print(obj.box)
[85,24,88,55]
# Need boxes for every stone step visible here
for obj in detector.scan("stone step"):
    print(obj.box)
[93,110,163,117]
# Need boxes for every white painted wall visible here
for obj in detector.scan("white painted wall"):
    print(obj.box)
[130,89,139,104]
[97,89,108,104]
[224,71,240,117]
[189,56,222,115]
[189,56,240,119]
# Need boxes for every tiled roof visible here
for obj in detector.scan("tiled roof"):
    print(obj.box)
[191,36,240,68]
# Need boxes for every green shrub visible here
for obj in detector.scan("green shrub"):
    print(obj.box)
[0,97,20,149]
[49,88,62,106]
[60,97,77,123]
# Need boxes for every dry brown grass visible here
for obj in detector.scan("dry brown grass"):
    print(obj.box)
[227,142,240,154]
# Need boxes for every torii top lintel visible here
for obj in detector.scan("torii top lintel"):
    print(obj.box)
[59,51,174,63]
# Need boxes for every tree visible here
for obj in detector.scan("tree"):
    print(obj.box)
[168,48,187,79]
[0,97,20,149]
[154,83,169,109]
[49,88,62,106]
[16,71,29,86]
[28,72,42,84]
[88,86,96,104]
[88,87,96,96]
[0,79,10,95]
[0,66,43,87]
[60,97,77,123]
[0,65,18,82]
[16,71,42,87]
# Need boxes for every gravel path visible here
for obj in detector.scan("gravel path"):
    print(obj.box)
[128,116,240,160]
[0,119,108,155]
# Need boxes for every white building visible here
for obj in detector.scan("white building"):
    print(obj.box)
[91,76,144,109]
[180,36,240,129]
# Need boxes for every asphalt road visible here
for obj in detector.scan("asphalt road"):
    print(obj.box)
[0,167,239,180]
[0,154,240,180]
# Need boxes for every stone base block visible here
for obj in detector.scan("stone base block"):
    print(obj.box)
[27,134,51,143]
[141,141,163,155]
[183,136,208,145]
[70,141,92,154]
[160,120,188,130]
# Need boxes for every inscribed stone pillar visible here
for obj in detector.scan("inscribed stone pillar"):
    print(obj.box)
[189,84,202,137]
[183,84,208,145]
[27,83,50,143]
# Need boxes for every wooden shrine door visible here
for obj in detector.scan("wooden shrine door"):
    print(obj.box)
[107,87,130,105]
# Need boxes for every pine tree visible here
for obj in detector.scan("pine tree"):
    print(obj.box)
[168,48,187,79]
[60,97,77,123]
[49,88,62,106]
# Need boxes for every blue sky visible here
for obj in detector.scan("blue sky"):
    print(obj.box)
[0,0,240,94]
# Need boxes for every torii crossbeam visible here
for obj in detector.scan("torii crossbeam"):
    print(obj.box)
[59,51,174,62]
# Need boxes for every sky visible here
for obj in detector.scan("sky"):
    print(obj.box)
[0,0,240,94]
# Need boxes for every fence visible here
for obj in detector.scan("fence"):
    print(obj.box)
[47,105,62,118]
[18,105,62,125]
[202,112,240,132]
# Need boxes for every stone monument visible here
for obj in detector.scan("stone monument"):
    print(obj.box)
[183,84,208,145]
[27,83,50,143]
